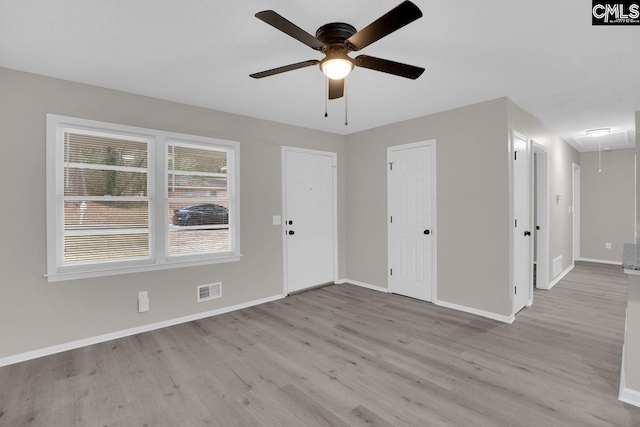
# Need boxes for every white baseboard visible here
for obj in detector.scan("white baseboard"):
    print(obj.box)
[434,299,515,324]
[578,257,622,266]
[547,263,574,290]
[338,278,389,293]
[619,308,640,407]
[619,387,640,408]
[0,293,286,368]
[339,279,512,323]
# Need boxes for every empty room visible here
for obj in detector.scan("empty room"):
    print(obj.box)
[2,1,640,426]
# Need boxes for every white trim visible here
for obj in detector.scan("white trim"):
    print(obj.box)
[434,299,515,324]
[281,146,339,295]
[547,262,575,290]
[338,278,389,293]
[46,254,241,283]
[577,257,622,266]
[619,386,640,407]
[0,293,285,368]
[387,139,437,302]
[619,308,640,407]
[573,163,581,260]
[46,114,241,282]
[533,142,550,290]
[625,269,640,276]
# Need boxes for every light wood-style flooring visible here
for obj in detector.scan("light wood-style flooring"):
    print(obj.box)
[1,261,640,426]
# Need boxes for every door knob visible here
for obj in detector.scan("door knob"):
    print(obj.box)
[524,231,531,236]
[424,230,430,235]
[288,230,295,235]
[288,220,293,225]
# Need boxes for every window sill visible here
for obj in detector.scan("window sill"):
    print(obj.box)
[45,254,241,282]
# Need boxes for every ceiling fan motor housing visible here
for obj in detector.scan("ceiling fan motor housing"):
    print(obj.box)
[315,22,357,47]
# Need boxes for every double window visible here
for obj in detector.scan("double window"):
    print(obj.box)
[46,115,240,281]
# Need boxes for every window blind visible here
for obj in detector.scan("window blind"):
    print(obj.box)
[62,130,151,264]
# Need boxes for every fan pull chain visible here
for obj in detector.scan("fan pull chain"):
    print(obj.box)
[598,136,602,174]
[344,78,348,126]
[324,77,328,118]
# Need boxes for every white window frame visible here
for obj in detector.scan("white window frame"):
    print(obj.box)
[46,114,241,282]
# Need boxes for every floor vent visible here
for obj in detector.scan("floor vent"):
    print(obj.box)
[197,282,222,302]
[553,256,563,278]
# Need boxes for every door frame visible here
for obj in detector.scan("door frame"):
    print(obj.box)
[573,163,581,261]
[533,142,550,291]
[281,146,338,295]
[511,130,533,314]
[386,139,438,301]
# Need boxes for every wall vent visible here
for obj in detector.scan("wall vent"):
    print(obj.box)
[197,282,222,302]
[553,256,563,278]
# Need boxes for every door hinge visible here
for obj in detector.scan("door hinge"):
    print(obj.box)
[389,162,393,171]
[390,268,393,276]
[515,286,517,295]
[390,216,393,223]
[514,151,517,160]
[515,219,518,228]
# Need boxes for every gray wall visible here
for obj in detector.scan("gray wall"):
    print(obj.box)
[506,99,580,283]
[637,111,640,244]
[345,98,512,317]
[0,67,346,359]
[630,112,640,391]
[580,149,635,262]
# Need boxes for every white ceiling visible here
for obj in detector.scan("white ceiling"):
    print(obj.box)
[573,131,632,152]
[1,0,638,148]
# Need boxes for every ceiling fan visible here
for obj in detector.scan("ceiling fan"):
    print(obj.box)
[250,1,425,101]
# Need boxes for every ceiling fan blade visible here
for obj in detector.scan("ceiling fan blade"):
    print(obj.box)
[356,55,424,79]
[328,78,344,99]
[346,1,422,51]
[250,60,320,79]
[256,10,325,50]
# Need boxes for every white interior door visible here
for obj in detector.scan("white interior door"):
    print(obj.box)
[388,142,435,302]
[513,132,531,314]
[283,149,335,294]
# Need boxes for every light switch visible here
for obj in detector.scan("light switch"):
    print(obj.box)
[273,215,281,225]
[138,291,149,313]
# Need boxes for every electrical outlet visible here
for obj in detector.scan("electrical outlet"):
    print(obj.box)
[138,291,149,313]
[606,242,612,249]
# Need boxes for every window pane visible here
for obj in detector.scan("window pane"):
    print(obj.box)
[167,174,227,199]
[63,201,149,263]
[65,132,148,168]
[64,233,149,263]
[167,144,228,200]
[65,201,149,228]
[168,145,227,174]
[169,229,230,256]
[65,168,147,197]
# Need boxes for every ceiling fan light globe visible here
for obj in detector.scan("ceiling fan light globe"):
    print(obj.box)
[321,58,353,80]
